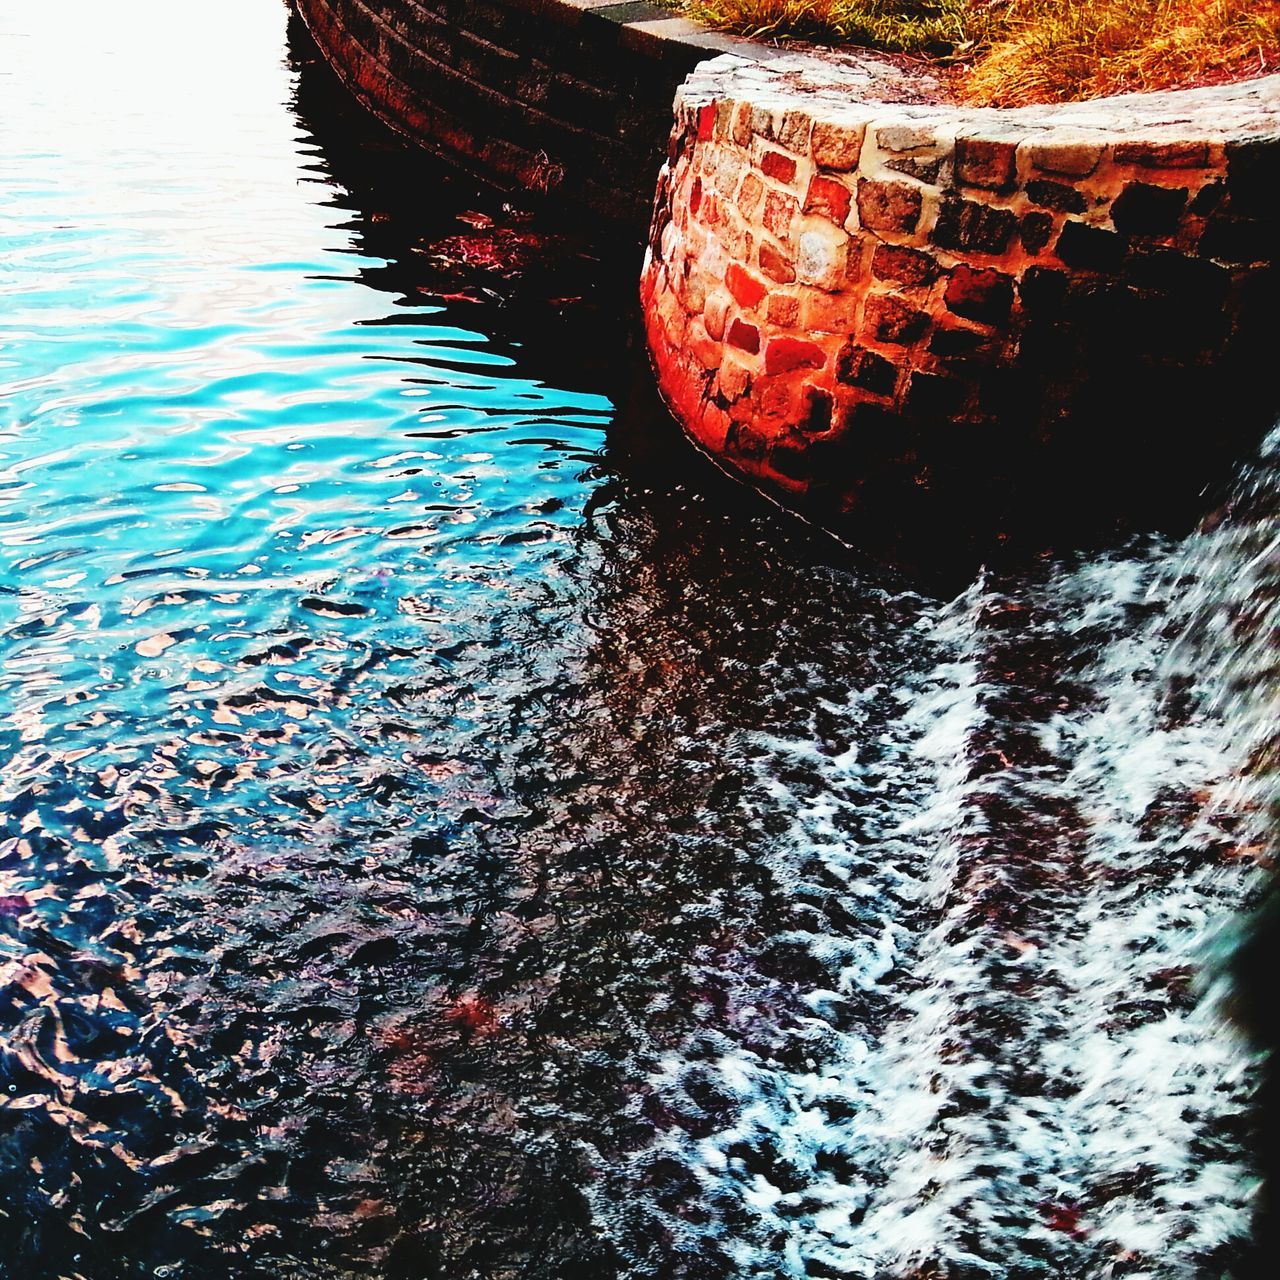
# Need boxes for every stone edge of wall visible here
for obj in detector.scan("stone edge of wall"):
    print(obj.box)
[641,51,1280,540]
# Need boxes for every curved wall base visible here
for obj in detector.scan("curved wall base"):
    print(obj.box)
[643,54,1280,559]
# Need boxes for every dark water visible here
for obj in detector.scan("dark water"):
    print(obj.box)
[1,4,1274,1278]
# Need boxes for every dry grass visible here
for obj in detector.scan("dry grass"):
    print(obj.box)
[684,0,1280,104]
[682,0,976,53]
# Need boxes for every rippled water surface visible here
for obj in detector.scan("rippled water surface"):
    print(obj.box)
[1,3,1274,1278]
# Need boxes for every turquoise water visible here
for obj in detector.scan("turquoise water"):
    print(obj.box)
[1,3,1271,1278]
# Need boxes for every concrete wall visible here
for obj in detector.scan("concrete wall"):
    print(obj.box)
[643,54,1280,557]
[293,0,769,234]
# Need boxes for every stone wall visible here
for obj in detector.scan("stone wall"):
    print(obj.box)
[643,54,1280,559]
[293,0,770,234]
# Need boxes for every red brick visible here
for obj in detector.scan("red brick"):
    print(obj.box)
[727,318,761,354]
[726,263,768,310]
[697,102,716,142]
[804,175,853,226]
[765,337,827,375]
[761,150,797,184]
[690,177,703,216]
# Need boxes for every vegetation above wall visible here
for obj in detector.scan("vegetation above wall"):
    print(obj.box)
[683,0,1280,104]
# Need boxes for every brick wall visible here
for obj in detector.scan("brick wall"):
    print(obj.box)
[643,55,1280,557]
[293,0,765,235]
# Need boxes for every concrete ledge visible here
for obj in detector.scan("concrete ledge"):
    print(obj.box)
[642,51,1280,559]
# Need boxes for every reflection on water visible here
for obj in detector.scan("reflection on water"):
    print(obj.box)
[0,3,1271,1278]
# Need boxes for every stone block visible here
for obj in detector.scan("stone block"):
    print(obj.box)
[804,175,853,227]
[759,239,796,284]
[697,102,716,142]
[1018,266,1070,311]
[1055,220,1129,272]
[778,109,813,154]
[727,419,770,461]
[798,385,834,433]
[863,293,930,345]
[726,262,767,310]
[1019,211,1055,255]
[944,265,1015,325]
[906,371,968,419]
[887,154,943,183]
[811,120,864,171]
[932,196,1017,255]
[763,188,800,242]
[1026,179,1087,214]
[737,171,764,219]
[1110,181,1188,237]
[767,292,800,326]
[1199,215,1271,265]
[768,439,815,482]
[955,136,1018,191]
[1189,180,1226,215]
[732,101,753,147]
[754,379,795,427]
[871,243,939,288]
[713,150,745,198]
[837,343,897,395]
[761,150,798,184]
[876,123,936,153]
[857,179,924,235]
[688,319,721,371]
[796,224,850,290]
[717,213,753,262]
[701,291,732,343]
[1226,139,1280,217]
[765,336,828,374]
[727,317,761,354]
[929,324,998,360]
[714,98,736,142]
[1024,140,1103,177]
[719,357,753,403]
[802,290,860,334]
[1122,247,1229,306]
[1114,141,1209,169]
[751,105,777,140]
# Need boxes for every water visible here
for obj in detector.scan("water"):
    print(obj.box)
[1,3,1274,1278]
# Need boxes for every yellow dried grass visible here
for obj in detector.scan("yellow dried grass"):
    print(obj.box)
[683,0,1280,104]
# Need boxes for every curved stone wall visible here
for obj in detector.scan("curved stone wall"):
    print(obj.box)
[293,0,771,233]
[643,54,1280,556]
